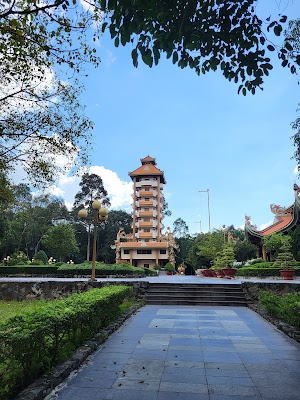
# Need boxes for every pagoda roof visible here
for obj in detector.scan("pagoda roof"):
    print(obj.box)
[141,155,156,165]
[129,157,166,183]
[119,241,168,249]
[245,185,300,240]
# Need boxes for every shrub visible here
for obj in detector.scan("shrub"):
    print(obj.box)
[0,285,133,399]
[228,267,300,277]
[30,260,44,266]
[8,252,28,266]
[34,250,48,264]
[55,261,65,267]
[57,262,150,277]
[164,263,175,272]
[259,291,300,329]
[249,258,265,265]
[0,266,59,275]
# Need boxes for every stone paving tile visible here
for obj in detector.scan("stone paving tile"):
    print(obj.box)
[208,384,260,397]
[205,361,247,370]
[54,386,109,400]
[205,368,250,378]
[160,382,208,394]
[52,305,300,400]
[209,396,262,400]
[257,386,300,399]
[165,360,205,369]
[161,371,207,384]
[157,392,209,400]
[112,378,160,391]
[206,375,255,386]
[105,389,158,400]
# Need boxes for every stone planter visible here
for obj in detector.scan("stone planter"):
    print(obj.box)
[280,270,295,280]
[204,269,214,277]
[222,268,237,278]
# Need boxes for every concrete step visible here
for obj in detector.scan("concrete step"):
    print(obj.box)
[145,283,247,306]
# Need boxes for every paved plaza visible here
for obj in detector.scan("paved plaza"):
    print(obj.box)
[49,305,300,400]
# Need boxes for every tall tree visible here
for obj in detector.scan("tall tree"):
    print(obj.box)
[173,218,189,238]
[197,229,225,265]
[97,210,132,263]
[73,173,110,261]
[234,240,257,263]
[43,224,79,261]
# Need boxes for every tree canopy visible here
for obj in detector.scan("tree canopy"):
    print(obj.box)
[1,1,299,187]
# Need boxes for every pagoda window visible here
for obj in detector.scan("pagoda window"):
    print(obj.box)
[137,250,152,254]
[124,250,130,254]
[160,250,167,254]
[144,229,150,232]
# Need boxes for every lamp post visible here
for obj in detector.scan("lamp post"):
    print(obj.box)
[78,200,109,281]
[199,189,211,233]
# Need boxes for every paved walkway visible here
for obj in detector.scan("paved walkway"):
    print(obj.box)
[49,305,300,400]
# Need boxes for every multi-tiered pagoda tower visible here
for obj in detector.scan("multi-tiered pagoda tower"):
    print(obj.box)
[113,156,177,268]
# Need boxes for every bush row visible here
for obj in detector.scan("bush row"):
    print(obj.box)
[236,267,300,277]
[259,291,300,330]
[0,263,157,276]
[0,285,133,399]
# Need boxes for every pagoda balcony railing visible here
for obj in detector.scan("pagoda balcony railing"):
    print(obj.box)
[135,180,158,188]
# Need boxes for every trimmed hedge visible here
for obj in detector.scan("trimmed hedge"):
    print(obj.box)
[236,267,300,277]
[57,263,157,276]
[0,263,157,277]
[0,285,133,399]
[0,266,59,275]
[259,291,300,330]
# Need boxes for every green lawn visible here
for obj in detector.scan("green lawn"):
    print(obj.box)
[0,300,47,323]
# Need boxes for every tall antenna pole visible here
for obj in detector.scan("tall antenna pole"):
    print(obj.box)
[199,189,211,233]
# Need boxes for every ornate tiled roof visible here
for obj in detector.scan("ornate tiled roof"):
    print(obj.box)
[141,155,156,165]
[129,156,166,183]
[245,185,300,239]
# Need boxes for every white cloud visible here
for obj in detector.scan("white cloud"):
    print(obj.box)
[294,165,299,174]
[259,220,273,230]
[89,166,133,208]
[105,50,117,67]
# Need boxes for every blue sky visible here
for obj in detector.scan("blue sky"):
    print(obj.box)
[19,0,300,235]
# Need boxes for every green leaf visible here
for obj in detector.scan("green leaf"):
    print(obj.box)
[172,51,178,64]
[274,25,282,37]
[267,44,275,51]
[285,42,293,51]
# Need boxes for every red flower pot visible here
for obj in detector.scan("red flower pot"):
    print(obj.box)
[280,270,295,280]
[205,269,214,277]
[222,268,237,278]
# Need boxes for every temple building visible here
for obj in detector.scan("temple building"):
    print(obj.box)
[112,156,177,268]
[245,184,300,260]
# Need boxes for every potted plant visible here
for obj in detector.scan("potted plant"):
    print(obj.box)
[164,262,175,275]
[273,239,297,280]
[219,246,237,278]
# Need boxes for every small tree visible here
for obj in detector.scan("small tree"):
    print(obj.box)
[263,233,288,260]
[273,238,297,270]
[43,224,79,262]
[34,250,48,264]
[213,246,236,269]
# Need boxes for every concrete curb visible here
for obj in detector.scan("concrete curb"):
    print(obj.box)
[14,303,143,400]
